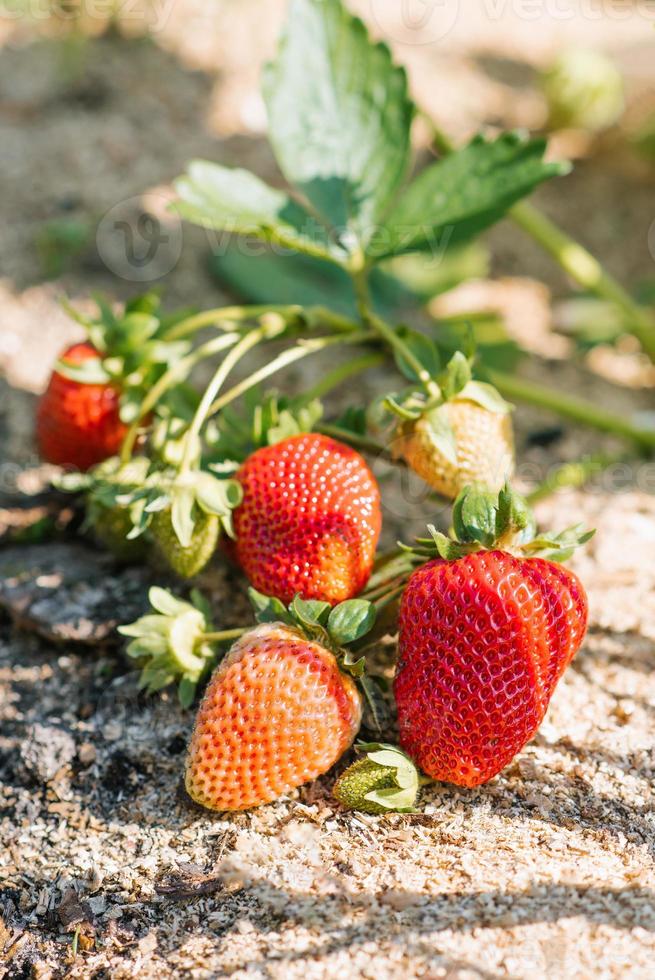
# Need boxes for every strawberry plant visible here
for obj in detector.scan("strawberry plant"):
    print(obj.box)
[34,0,655,812]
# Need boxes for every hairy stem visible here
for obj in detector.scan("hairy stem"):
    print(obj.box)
[119,331,241,464]
[526,451,629,504]
[202,628,248,643]
[180,324,284,474]
[206,331,376,418]
[423,115,655,361]
[487,368,655,449]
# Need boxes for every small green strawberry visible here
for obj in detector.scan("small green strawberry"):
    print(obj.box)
[151,509,221,578]
[128,468,243,579]
[333,743,421,814]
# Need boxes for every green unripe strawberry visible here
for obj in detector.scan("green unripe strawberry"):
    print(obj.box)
[333,743,421,814]
[151,508,221,579]
[93,505,148,562]
[334,758,399,814]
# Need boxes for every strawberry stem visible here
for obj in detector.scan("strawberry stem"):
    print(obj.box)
[487,368,655,449]
[526,450,628,504]
[424,116,655,362]
[180,321,286,475]
[350,255,442,400]
[119,331,241,464]
[206,330,377,419]
[202,628,248,643]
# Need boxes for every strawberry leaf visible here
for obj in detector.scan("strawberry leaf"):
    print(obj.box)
[379,132,570,259]
[263,0,413,255]
[174,161,338,262]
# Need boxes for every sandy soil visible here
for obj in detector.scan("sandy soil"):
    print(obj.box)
[1,3,655,978]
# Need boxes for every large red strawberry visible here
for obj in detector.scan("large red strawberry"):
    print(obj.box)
[394,485,591,787]
[37,343,127,471]
[185,591,378,811]
[233,433,382,605]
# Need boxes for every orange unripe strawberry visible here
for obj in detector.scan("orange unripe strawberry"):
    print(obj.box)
[185,623,362,811]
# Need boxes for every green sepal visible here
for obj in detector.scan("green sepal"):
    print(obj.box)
[327,599,376,647]
[333,742,421,814]
[248,590,376,671]
[118,586,219,706]
[403,482,594,564]
[452,485,499,547]
[383,394,422,422]
[248,588,295,627]
[423,405,458,467]
[520,525,595,562]
[54,356,111,385]
[458,380,512,414]
[438,350,471,401]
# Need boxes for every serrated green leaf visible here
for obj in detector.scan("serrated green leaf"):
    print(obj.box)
[175,160,336,261]
[328,599,376,646]
[263,0,413,253]
[393,327,440,384]
[458,380,512,414]
[379,132,570,258]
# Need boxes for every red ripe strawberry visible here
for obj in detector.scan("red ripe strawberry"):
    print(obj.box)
[394,485,591,788]
[233,433,381,605]
[185,622,362,811]
[37,343,127,471]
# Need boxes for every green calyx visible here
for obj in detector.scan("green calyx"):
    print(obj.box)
[119,586,220,708]
[127,467,242,544]
[207,389,324,465]
[56,456,151,561]
[407,482,594,563]
[333,743,421,814]
[383,346,512,433]
[248,588,389,731]
[57,292,193,424]
[248,588,376,672]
